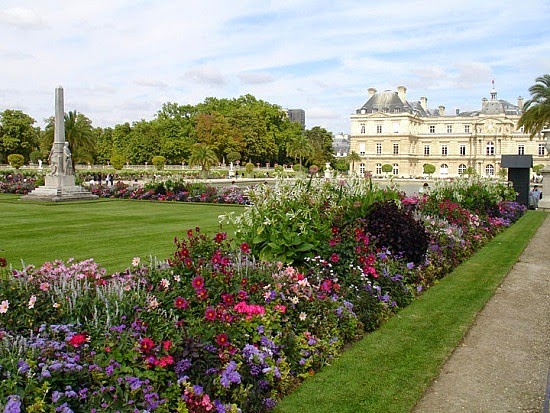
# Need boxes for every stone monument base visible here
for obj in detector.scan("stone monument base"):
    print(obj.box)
[22,175,98,202]
[537,165,550,211]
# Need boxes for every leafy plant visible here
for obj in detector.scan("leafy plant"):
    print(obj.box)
[7,154,24,169]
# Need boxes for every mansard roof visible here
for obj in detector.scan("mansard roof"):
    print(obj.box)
[356,90,440,117]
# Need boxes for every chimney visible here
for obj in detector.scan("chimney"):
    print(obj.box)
[482,97,488,109]
[397,86,407,103]
[438,105,445,116]
[456,108,460,115]
[368,87,377,98]
[517,96,524,110]
[420,96,427,111]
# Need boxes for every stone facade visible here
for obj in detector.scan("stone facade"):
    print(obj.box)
[349,86,547,178]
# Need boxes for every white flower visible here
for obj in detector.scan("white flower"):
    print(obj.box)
[289,296,299,305]
[132,257,141,267]
[299,312,307,321]
[160,278,170,290]
[148,296,159,309]
[28,295,37,309]
[173,274,181,282]
[0,300,9,313]
[52,302,60,308]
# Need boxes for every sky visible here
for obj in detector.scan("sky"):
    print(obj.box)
[1,0,549,135]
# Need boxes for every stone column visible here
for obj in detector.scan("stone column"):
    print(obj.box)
[537,129,550,211]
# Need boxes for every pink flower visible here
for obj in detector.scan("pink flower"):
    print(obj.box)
[191,276,205,290]
[140,337,155,353]
[204,307,217,321]
[174,296,189,309]
[240,242,250,254]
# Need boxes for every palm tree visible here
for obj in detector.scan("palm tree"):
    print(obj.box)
[42,110,95,170]
[286,134,312,170]
[346,151,362,173]
[188,143,218,178]
[517,74,550,139]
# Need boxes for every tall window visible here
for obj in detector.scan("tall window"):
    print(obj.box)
[424,145,430,156]
[518,144,525,155]
[446,125,453,133]
[393,143,399,155]
[440,164,449,176]
[464,124,470,133]
[376,124,383,134]
[359,143,366,155]
[485,164,494,176]
[460,144,466,156]
[441,144,448,156]
[458,164,467,175]
[539,144,546,156]
[429,125,435,134]
[486,141,495,156]
[359,163,366,174]
[376,143,382,154]
[360,123,365,134]
[392,163,399,175]
[376,163,382,175]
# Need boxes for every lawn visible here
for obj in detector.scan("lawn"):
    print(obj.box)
[0,194,243,273]
[274,211,547,413]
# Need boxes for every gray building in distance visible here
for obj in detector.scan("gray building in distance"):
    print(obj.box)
[284,109,306,128]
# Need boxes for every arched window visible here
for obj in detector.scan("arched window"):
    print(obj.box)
[440,163,449,176]
[485,164,494,176]
[375,163,382,175]
[392,163,399,175]
[359,163,366,174]
[458,164,467,175]
[360,123,365,134]
[486,141,495,156]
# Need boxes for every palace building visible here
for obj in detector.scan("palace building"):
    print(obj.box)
[349,85,547,178]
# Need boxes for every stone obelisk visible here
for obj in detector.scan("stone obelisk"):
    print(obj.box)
[22,86,97,201]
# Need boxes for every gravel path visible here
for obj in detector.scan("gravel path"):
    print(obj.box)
[413,213,550,413]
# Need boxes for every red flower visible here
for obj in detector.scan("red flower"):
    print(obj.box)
[140,337,155,353]
[174,296,189,309]
[330,253,340,263]
[159,355,174,367]
[162,340,172,351]
[215,333,230,347]
[191,276,205,290]
[204,307,217,321]
[0,257,6,267]
[214,232,227,243]
[221,293,234,306]
[196,288,208,301]
[240,242,250,254]
[68,333,88,348]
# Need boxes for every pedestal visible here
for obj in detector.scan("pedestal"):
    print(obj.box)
[537,165,550,211]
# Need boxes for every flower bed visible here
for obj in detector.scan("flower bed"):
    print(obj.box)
[0,178,525,412]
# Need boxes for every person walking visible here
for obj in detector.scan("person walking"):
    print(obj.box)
[528,185,542,210]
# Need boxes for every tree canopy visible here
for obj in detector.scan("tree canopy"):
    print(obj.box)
[518,74,550,139]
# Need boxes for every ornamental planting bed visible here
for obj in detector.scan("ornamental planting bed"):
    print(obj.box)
[0,177,525,412]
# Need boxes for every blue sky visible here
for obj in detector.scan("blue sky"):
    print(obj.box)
[1,0,549,134]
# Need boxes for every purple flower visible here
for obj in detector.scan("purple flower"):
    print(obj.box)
[220,361,241,388]
[4,395,22,413]
[17,360,30,374]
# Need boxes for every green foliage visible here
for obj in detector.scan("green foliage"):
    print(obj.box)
[110,154,126,170]
[381,164,393,173]
[29,150,42,164]
[189,143,218,178]
[533,164,545,174]
[226,151,241,164]
[7,154,25,169]
[423,163,436,175]
[245,162,255,176]
[517,74,550,138]
[0,109,38,161]
[152,155,166,170]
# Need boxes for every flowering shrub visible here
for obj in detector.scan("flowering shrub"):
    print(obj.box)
[0,177,527,412]
[0,173,38,195]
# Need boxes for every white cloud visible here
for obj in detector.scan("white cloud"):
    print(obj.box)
[0,0,548,132]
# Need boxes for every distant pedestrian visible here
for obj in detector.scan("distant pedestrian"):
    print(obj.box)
[528,185,542,210]
[418,182,430,195]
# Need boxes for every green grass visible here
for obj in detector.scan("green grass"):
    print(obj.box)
[274,211,547,413]
[0,194,243,273]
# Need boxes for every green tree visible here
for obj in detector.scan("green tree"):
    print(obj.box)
[286,133,312,169]
[423,163,436,176]
[188,143,218,178]
[152,155,166,170]
[110,154,126,170]
[155,102,197,164]
[517,74,550,138]
[346,151,362,172]
[7,153,25,169]
[382,164,393,175]
[0,109,38,162]
[125,120,161,164]
[43,110,95,170]
[305,126,334,167]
